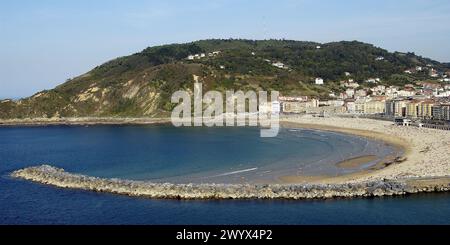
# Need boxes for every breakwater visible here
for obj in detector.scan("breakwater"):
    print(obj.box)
[11,165,450,200]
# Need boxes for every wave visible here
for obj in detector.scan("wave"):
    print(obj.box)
[210,167,258,177]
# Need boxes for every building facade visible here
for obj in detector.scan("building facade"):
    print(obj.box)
[432,104,450,121]
[385,99,407,117]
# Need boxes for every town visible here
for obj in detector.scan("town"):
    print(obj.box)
[186,50,450,128]
[279,73,450,125]
[279,71,450,128]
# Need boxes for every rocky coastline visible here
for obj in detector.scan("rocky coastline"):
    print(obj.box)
[11,165,450,200]
[0,117,171,127]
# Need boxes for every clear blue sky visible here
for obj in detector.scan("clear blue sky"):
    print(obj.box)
[1,0,450,99]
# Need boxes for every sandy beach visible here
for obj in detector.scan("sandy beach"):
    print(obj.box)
[280,116,450,184]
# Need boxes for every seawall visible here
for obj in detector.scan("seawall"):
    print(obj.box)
[11,165,450,200]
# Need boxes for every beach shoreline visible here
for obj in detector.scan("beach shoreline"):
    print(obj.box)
[278,120,410,184]
[279,116,450,185]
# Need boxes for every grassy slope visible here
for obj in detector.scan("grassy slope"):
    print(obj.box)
[1,39,448,119]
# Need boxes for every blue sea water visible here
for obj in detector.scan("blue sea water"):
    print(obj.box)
[1,125,449,225]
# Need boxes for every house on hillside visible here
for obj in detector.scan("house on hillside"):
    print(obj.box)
[315,78,324,85]
[365,78,378,84]
[430,68,439,77]
[272,62,287,69]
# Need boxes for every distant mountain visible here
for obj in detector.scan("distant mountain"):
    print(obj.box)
[1,39,449,119]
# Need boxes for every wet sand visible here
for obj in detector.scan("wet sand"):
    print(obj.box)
[278,175,333,184]
[336,155,378,169]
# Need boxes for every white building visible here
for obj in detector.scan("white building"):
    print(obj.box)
[315,78,324,85]
[279,96,309,102]
[260,101,281,114]
[282,100,319,114]
[433,90,450,98]
[344,99,356,113]
[355,89,368,98]
[371,85,386,96]
[345,89,355,98]
[430,68,439,77]
[385,86,400,98]
[272,101,281,114]
[344,81,360,89]
[272,62,287,69]
[323,100,345,107]
[365,78,378,84]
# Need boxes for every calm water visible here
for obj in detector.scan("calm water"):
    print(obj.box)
[1,125,449,224]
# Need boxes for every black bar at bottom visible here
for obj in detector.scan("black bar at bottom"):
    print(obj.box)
[0,225,449,243]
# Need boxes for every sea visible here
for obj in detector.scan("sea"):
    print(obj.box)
[1,125,449,224]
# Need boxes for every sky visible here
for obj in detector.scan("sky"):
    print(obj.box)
[1,0,450,99]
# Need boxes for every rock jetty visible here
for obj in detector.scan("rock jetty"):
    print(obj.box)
[11,165,450,200]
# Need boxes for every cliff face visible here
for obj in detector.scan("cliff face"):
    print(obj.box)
[1,39,448,119]
[0,63,202,119]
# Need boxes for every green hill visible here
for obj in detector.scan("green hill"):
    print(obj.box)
[1,39,449,119]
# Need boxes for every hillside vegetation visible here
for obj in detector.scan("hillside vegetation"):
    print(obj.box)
[1,39,449,119]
